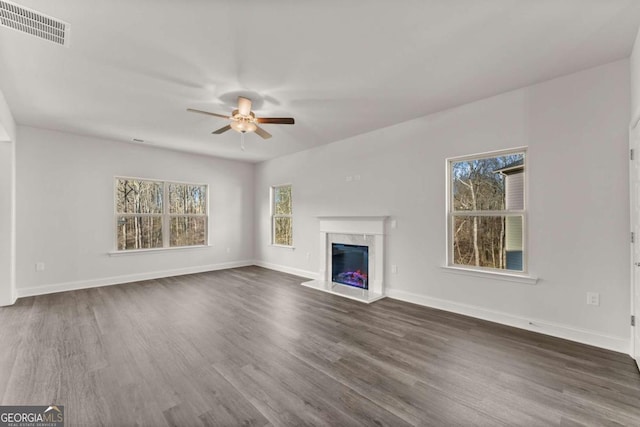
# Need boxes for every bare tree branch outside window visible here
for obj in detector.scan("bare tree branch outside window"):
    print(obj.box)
[449,152,525,271]
[116,178,207,250]
[272,185,292,246]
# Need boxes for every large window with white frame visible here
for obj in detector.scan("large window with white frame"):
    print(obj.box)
[115,177,208,251]
[271,184,292,247]
[447,148,526,272]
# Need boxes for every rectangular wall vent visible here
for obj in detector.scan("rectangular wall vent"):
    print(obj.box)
[0,0,69,46]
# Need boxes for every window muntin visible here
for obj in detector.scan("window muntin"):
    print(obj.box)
[271,185,292,246]
[116,178,208,251]
[448,150,526,272]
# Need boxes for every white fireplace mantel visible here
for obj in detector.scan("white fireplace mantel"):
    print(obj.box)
[317,216,387,235]
[301,216,388,304]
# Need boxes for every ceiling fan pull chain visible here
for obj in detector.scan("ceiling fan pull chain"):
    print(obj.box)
[240,133,245,151]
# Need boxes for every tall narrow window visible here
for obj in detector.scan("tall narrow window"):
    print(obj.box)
[116,178,208,251]
[271,184,293,246]
[168,183,207,247]
[447,149,526,272]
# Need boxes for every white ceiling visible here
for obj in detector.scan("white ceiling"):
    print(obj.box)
[1,0,639,163]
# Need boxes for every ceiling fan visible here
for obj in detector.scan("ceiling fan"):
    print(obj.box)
[187,96,294,140]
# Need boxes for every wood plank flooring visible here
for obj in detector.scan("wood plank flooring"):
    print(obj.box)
[1,266,639,426]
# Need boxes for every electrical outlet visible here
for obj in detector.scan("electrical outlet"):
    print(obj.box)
[306,252,311,260]
[587,292,600,306]
[391,220,397,229]
[354,174,361,181]
[346,176,353,182]
[226,247,231,254]
[35,262,45,272]
[391,264,398,274]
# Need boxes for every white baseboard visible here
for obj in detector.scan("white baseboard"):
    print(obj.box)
[16,260,254,298]
[0,295,16,307]
[386,288,630,354]
[252,260,318,280]
[0,285,17,307]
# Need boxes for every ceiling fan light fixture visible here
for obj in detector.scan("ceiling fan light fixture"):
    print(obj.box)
[187,96,293,141]
[230,120,257,134]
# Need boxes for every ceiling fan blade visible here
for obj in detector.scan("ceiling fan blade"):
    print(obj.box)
[187,108,230,119]
[256,117,295,125]
[254,125,272,139]
[238,96,252,116]
[212,125,232,134]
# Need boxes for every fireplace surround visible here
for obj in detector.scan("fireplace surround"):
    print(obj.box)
[301,216,387,303]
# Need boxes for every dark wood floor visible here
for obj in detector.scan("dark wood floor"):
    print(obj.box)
[1,266,640,426]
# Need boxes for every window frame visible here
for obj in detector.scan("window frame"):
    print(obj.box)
[445,147,529,276]
[114,176,209,252]
[270,184,293,248]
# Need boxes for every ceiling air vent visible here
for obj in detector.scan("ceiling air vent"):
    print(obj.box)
[0,0,69,46]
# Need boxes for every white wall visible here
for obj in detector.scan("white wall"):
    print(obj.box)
[255,59,631,352]
[0,89,16,306]
[0,89,16,143]
[631,27,640,126]
[16,126,255,296]
[0,141,16,306]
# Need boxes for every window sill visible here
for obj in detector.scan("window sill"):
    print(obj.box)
[270,244,295,250]
[441,265,538,285]
[108,245,212,256]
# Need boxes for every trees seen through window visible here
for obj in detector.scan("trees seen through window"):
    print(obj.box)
[116,178,207,250]
[449,150,526,271]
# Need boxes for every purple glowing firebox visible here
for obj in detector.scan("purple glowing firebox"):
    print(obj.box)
[331,243,368,289]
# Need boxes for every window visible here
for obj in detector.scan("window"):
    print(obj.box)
[447,148,526,272]
[271,184,292,246]
[115,178,207,251]
[168,183,207,247]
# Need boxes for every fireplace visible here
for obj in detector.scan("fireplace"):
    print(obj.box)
[301,216,387,304]
[332,243,368,289]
